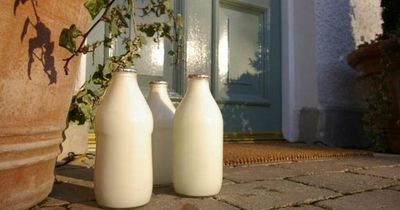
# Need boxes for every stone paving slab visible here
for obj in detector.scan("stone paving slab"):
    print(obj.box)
[224,165,302,183]
[33,197,69,208]
[137,194,238,210]
[215,179,337,210]
[273,159,358,175]
[317,189,400,210]
[277,205,325,210]
[69,201,103,210]
[55,165,94,182]
[336,156,400,168]
[223,179,236,185]
[353,165,400,180]
[289,171,397,194]
[50,181,95,204]
[389,185,400,191]
[31,154,400,210]
[34,207,66,210]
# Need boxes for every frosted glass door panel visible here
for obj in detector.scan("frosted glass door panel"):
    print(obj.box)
[111,0,179,96]
[184,0,212,75]
[216,0,282,133]
[218,1,269,104]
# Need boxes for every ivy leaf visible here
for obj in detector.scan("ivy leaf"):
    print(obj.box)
[138,24,157,37]
[104,58,118,74]
[104,37,113,48]
[168,50,176,56]
[109,19,120,37]
[59,25,82,53]
[84,0,108,19]
[127,0,134,16]
[176,14,183,28]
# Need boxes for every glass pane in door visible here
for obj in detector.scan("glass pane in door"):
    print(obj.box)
[106,0,181,97]
[217,0,269,104]
[216,0,281,133]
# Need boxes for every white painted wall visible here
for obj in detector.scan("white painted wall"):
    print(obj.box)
[315,0,381,110]
[281,0,319,142]
[282,0,382,144]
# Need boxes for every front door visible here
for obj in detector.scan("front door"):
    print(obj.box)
[215,0,281,139]
[182,0,281,139]
[88,0,282,140]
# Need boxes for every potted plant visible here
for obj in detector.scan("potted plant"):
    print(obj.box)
[0,1,88,209]
[0,0,182,209]
[347,0,400,153]
[62,0,183,125]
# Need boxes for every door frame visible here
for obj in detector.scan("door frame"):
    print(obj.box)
[281,0,320,142]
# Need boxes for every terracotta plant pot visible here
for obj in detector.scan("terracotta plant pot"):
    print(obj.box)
[347,38,400,77]
[0,1,88,209]
[347,38,400,153]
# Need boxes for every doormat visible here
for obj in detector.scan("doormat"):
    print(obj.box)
[224,141,372,167]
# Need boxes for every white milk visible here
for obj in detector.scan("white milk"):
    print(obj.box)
[173,74,223,196]
[94,69,153,208]
[147,81,175,186]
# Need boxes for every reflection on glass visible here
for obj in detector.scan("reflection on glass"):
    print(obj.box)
[186,15,211,74]
[218,2,268,101]
[218,18,229,82]
[150,41,164,69]
[135,38,164,76]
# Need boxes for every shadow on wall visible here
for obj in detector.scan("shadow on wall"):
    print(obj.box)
[14,0,57,84]
[315,0,370,148]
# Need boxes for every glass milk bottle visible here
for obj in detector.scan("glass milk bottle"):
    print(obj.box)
[94,68,153,208]
[173,74,223,196]
[147,81,175,186]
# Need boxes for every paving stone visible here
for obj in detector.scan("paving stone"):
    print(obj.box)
[55,175,94,189]
[49,182,95,203]
[215,179,337,210]
[317,189,400,210]
[278,205,325,210]
[224,165,302,183]
[55,165,94,182]
[35,197,69,207]
[137,194,239,210]
[67,192,238,210]
[389,185,400,191]
[67,155,96,168]
[223,179,235,185]
[354,165,400,180]
[337,156,400,168]
[275,159,359,175]
[289,172,396,194]
[69,201,103,210]
[32,207,66,210]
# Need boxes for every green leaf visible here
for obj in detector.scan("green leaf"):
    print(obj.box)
[168,50,176,56]
[109,20,120,37]
[104,58,118,74]
[59,25,82,53]
[84,0,108,19]
[104,37,113,48]
[176,13,183,28]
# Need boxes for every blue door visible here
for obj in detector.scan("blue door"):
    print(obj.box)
[87,0,282,140]
[214,0,281,140]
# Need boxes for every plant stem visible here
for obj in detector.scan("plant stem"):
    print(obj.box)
[63,0,117,75]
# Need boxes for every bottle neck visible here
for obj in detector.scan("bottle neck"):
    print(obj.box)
[112,71,138,79]
[149,84,169,96]
[110,71,139,89]
[187,78,210,93]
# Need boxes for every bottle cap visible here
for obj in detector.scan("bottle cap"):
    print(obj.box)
[122,67,137,73]
[149,80,168,85]
[188,74,210,79]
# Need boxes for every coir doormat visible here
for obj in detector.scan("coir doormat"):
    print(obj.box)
[224,141,372,167]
